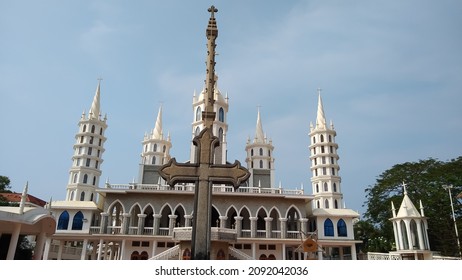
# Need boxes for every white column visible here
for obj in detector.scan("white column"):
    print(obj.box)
[317,245,323,260]
[279,218,287,239]
[42,237,52,260]
[252,242,256,259]
[57,240,64,260]
[219,216,228,228]
[264,217,273,238]
[80,239,88,260]
[137,214,147,235]
[249,217,257,238]
[351,244,357,260]
[151,240,157,258]
[6,223,21,260]
[120,239,126,260]
[416,221,425,250]
[168,214,177,235]
[234,216,243,237]
[97,239,104,260]
[33,231,46,260]
[282,243,286,260]
[184,215,193,227]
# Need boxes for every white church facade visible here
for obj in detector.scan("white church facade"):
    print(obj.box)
[45,7,361,260]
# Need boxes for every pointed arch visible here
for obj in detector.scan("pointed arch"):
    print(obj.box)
[211,205,220,227]
[195,106,201,121]
[400,220,409,249]
[337,219,347,237]
[174,204,186,227]
[57,211,70,230]
[130,204,142,227]
[324,218,334,237]
[160,204,173,228]
[269,207,280,231]
[72,211,84,230]
[239,207,251,230]
[256,207,267,231]
[286,206,300,231]
[108,200,125,227]
[218,107,225,122]
[410,219,419,249]
[226,206,238,229]
[80,191,85,201]
[143,204,155,228]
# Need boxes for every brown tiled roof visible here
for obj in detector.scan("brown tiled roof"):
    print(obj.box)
[0,192,47,207]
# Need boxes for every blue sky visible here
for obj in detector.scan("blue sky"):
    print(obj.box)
[1,0,461,216]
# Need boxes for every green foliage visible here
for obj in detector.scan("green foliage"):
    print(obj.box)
[354,220,393,253]
[363,157,462,256]
[0,175,12,192]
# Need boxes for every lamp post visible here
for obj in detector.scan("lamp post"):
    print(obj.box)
[443,185,461,257]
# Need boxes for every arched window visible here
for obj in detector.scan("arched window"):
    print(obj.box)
[332,168,335,175]
[320,135,324,142]
[400,221,409,249]
[72,211,84,230]
[328,135,332,142]
[83,174,88,184]
[163,145,166,153]
[323,183,328,191]
[259,148,263,156]
[333,183,337,192]
[140,251,149,260]
[130,251,140,260]
[251,149,254,156]
[218,107,224,122]
[259,254,267,260]
[315,184,319,193]
[195,107,201,121]
[90,193,94,201]
[91,125,95,133]
[316,201,320,208]
[152,156,156,165]
[324,219,334,236]
[195,127,200,136]
[70,191,75,201]
[80,191,85,201]
[154,144,157,152]
[183,248,191,260]
[218,128,223,142]
[73,174,77,183]
[93,176,96,185]
[312,136,316,144]
[259,160,263,168]
[337,219,347,237]
[100,128,103,135]
[83,125,87,132]
[334,199,339,209]
[324,199,329,209]
[89,137,94,144]
[57,211,70,230]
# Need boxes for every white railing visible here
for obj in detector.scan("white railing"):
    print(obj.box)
[228,246,254,260]
[241,230,251,238]
[286,231,300,239]
[149,245,180,260]
[143,227,154,235]
[256,230,266,238]
[158,228,170,236]
[367,252,402,260]
[106,183,304,196]
[128,227,138,235]
[89,226,100,234]
[107,226,121,234]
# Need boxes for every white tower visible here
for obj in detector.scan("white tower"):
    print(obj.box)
[139,105,172,184]
[66,80,107,202]
[245,108,275,188]
[309,89,342,209]
[390,182,431,258]
[190,75,229,164]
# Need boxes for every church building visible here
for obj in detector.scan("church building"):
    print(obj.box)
[45,6,360,260]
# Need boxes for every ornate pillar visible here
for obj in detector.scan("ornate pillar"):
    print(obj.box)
[122,213,131,234]
[234,216,243,237]
[33,231,46,260]
[299,218,308,234]
[6,223,21,260]
[249,217,258,238]
[264,217,273,238]
[168,214,177,236]
[153,214,162,235]
[279,218,288,239]
[219,216,228,228]
[100,213,109,234]
[137,214,147,235]
[184,215,193,227]
[81,239,88,260]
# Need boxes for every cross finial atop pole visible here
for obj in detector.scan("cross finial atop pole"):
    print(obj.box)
[317,88,322,95]
[208,5,218,18]
[402,181,408,195]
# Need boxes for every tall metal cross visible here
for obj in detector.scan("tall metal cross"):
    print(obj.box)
[159,6,250,260]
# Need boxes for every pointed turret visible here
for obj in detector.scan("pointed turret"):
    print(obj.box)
[153,106,163,140]
[245,108,275,188]
[390,182,431,253]
[255,108,265,143]
[315,89,326,130]
[89,80,101,120]
[139,105,172,184]
[309,89,342,209]
[65,80,107,202]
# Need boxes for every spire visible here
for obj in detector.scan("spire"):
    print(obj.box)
[19,181,28,215]
[153,105,163,140]
[255,107,265,143]
[89,79,102,120]
[203,5,219,129]
[316,88,326,129]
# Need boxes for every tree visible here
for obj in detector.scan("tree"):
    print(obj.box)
[363,157,462,257]
[0,175,12,206]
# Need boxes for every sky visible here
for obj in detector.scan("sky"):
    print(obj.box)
[1,0,461,216]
